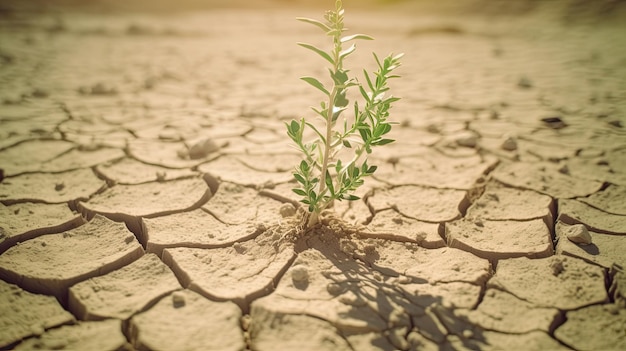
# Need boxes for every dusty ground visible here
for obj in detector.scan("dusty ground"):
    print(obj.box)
[1,0,626,350]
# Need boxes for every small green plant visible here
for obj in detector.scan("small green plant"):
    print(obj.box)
[287,0,403,228]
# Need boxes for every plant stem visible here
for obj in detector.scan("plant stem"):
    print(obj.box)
[308,38,342,227]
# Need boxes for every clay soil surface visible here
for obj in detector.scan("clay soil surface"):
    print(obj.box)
[1,0,626,350]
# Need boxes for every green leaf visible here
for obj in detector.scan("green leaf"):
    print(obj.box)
[296,17,332,32]
[294,173,306,184]
[342,139,351,148]
[325,170,334,195]
[352,166,360,178]
[305,121,326,144]
[374,138,394,146]
[373,52,383,70]
[300,160,309,172]
[339,44,356,59]
[301,76,330,95]
[336,0,344,13]
[363,69,374,91]
[358,128,371,141]
[340,34,374,43]
[343,194,360,201]
[373,123,391,138]
[383,97,401,105]
[358,85,370,102]
[367,165,378,173]
[330,69,349,85]
[392,52,405,61]
[326,29,342,37]
[292,188,307,196]
[334,91,349,108]
[297,43,334,65]
[289,120,300,134]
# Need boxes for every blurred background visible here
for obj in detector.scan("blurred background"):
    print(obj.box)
[0,0,625,20]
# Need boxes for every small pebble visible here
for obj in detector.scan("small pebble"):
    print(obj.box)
[89,82,117,95]
[233,242,246,254]
[291,265,309,282]
[279,203,296,218]
[172,291,186,308]
[518,76,533,89]
[426,124,440,133]
[326,283,343,295]
[387,156,399,165]
[456,135,478,148]
[188,138,219,159]
[550,258,565,276]
[501,136,517,151]
[566,224,592,245]
[392,216,403,225]
[541,116,567,129]
[156,171,166,182]
[31,88,49,98]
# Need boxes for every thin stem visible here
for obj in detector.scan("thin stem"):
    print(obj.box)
[309,31,342,227]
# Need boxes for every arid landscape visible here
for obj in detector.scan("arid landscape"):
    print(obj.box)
[1,0,625,350]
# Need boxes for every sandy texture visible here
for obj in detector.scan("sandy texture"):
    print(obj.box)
[580,184,626,215]
[202,182,284,225]
[0,202,84,252]
[163,227,296,310]
[375,152,499,190]
[197,156,293,187]
[0,140,75,176]
[1,0,626,349]
[96,157,200,184]
[555,304,626,350]
[368,185,466,222]
[364,209,445,248]
[445,218,553,259]
[0,168,106,204]
[78,176,212,218]
[143,208,260,254]
[0,215,143,298]
[492,161,604,198]
[0,281,75,349]
[559,198,626,234]
[68,253,181,320]
[13,319,128,351]
[129,289,245,351]
[555,221,626,269]
[457,288,561,334]
[466,181,554,221]
[488,256,608,310]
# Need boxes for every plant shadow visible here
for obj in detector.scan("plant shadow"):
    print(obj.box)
[292,221,489,350]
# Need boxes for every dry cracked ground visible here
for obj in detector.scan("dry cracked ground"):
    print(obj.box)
[1,1,626,350]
